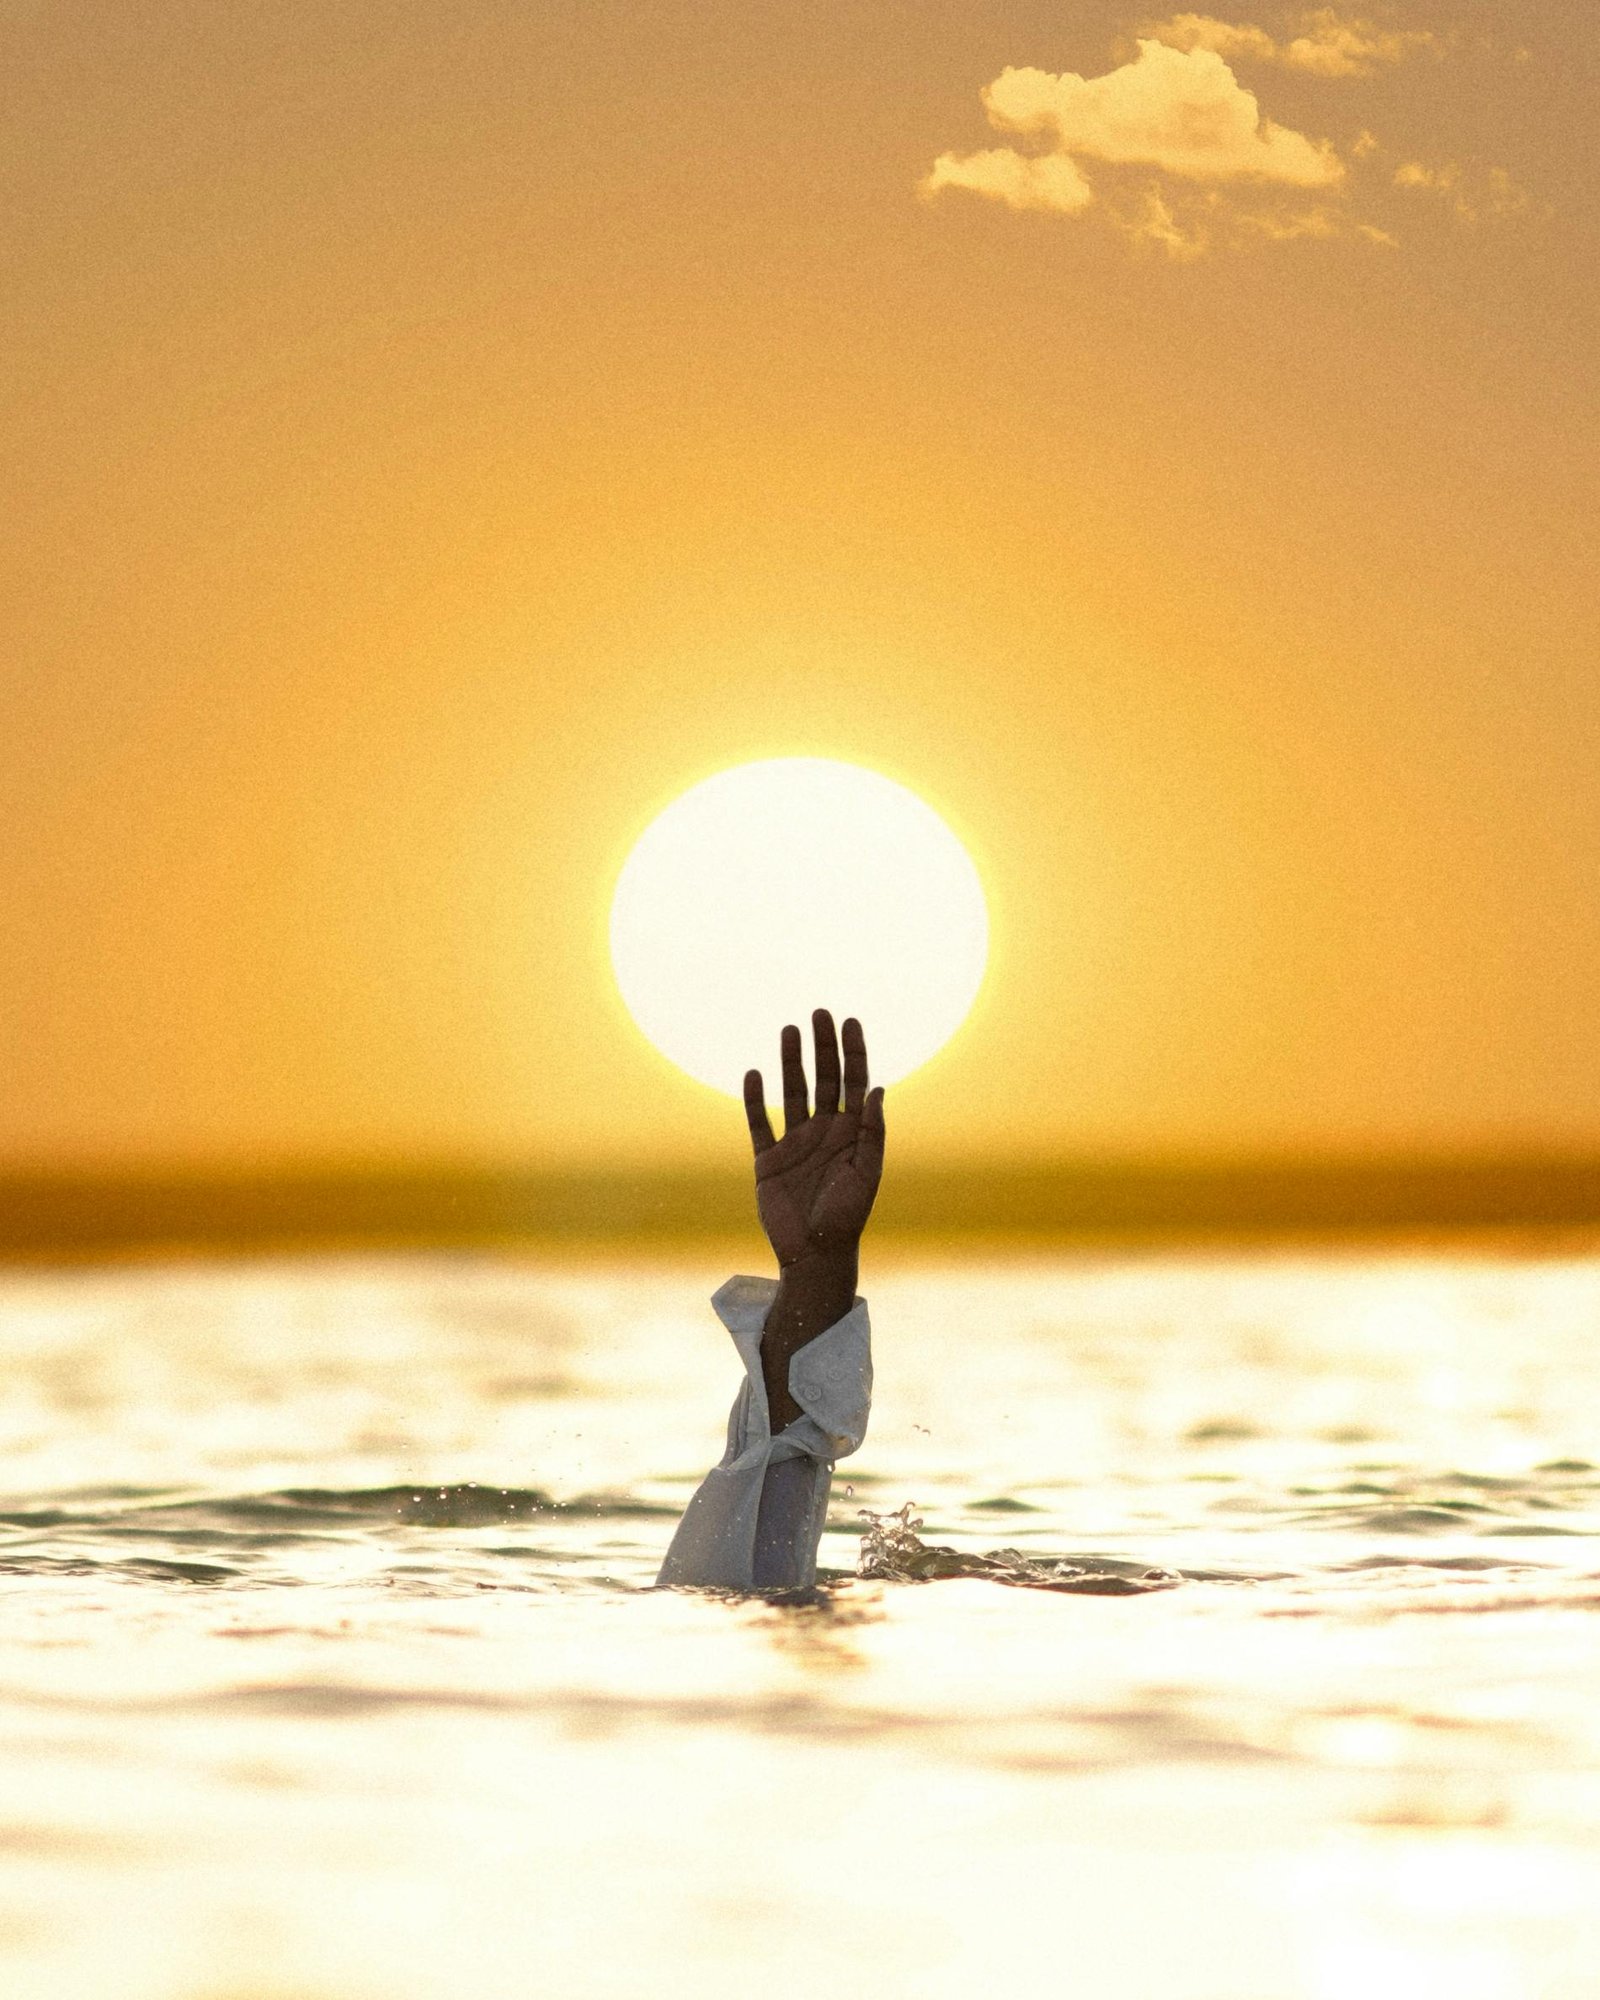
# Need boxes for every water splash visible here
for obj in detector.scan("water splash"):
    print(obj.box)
[856,1504,1181,1595]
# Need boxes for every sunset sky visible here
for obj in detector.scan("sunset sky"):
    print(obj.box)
[2,0,1594,1173]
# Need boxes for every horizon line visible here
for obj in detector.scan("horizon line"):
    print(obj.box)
[3,1153,1599,1258]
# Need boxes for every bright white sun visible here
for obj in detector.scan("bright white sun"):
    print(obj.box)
[609,758,989,1096]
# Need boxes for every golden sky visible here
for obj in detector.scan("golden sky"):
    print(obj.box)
[2,0,1595,1172]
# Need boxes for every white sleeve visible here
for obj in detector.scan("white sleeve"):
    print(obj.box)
[655,1275,872,1591]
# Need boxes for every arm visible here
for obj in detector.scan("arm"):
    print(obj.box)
[759,1248,857,1429]
[655,1011,885,1591]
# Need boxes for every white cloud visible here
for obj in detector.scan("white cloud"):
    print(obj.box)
[1144,14,1282,63]
[1394,159,1530,222]
[1113,187,1396,255]
[1146,9,1439,77]
[923,147,1095,214]
[1236,204,1397,244]
[921,38,1349,256]
[923,19,1523,259]
[975,41,1343,186]
[1125,188,1211,258]
[1394,158,1455,190]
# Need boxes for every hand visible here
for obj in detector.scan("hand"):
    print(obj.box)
[743,1010,887,1268]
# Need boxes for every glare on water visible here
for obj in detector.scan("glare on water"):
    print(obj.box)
[2,1245,1600,1999]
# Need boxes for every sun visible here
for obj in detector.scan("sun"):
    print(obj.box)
[609,758,989,1096]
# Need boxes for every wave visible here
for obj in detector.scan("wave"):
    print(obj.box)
[0,1482,678,1536]
[849,1502,1596,1604]
[0,1483,680,1586]
[855,1505,1186,1594]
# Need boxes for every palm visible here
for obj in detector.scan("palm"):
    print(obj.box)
[744,1013,886,1267]
[756,1109,877,1264]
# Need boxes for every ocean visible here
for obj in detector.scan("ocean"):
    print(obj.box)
[2,1244,1599,1998]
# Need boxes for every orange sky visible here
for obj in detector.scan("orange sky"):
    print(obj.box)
[2,0,1595,1172]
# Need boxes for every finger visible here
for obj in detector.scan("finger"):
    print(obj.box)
[779,1023,809,1132]
[841,1016,869,1115]
[812,1009,841,1116]
[854,1086,886,1186]
[743,1069,777,1155]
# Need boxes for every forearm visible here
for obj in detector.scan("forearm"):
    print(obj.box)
[760,1244,859,1429]
[656,1271,872,1590]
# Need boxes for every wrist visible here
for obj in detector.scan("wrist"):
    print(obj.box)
[776,1240,859,1281]
[766,1244,859,1357]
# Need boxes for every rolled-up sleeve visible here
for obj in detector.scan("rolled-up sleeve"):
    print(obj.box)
[655,1276,872,1591]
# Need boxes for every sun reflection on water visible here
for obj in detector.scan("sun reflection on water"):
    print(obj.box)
[2,1247,1600,1996]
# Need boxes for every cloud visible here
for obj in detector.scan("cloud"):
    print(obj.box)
[1394,159,1530,222]
[1146,9,1439,77]
[1143,14,1280,64]
[1393,159,1452,190]
[972,42,1344,186]
[1125,188,1211,258]
[1236,204,1397,244]
[921,38,1350,254]
[924,148,1095,215]
[1117,187,1395,256]
[920,38,1345,234]
[923,21,1525,258]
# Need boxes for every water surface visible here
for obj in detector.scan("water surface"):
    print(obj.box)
[3,1246,1600,1998]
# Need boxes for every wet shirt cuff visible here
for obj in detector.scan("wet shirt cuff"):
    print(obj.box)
[654,1276,873,1591]
[710,1274,872,1462]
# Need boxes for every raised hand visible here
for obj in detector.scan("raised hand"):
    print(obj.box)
[741,1011,885,1431]
[742,1011,887,1269]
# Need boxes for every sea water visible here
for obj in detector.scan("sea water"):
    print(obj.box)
[2,1245,1600,1999]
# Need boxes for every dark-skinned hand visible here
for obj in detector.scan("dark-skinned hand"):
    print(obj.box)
[742,1010,887,1268]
